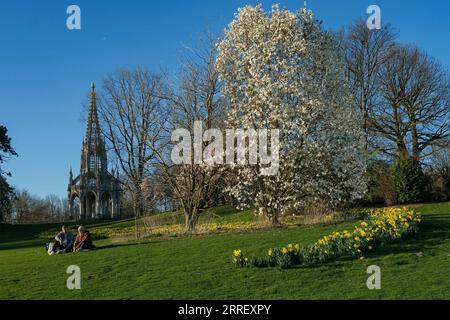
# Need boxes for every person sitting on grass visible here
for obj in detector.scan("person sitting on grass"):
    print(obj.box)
[47,225,74,255]
[73,226,96,252]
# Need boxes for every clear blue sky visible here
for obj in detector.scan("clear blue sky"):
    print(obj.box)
[1,0,449,199]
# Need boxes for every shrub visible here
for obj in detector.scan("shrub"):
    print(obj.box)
[391,155,425,204]
[365,160,396,205]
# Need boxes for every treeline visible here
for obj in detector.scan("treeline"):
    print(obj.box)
[8,191,71,224]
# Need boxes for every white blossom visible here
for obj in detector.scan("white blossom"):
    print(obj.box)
[216,4,367,224]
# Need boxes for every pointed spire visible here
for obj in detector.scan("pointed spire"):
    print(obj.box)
[81,81,107,174]
[69,166,73,183]
[304,0,307,8]
[89,81,96,108]
[86,82,100,144]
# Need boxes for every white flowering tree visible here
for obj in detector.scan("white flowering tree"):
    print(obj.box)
[216,4,367,226]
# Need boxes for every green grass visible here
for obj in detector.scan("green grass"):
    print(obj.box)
[0,202,449,300]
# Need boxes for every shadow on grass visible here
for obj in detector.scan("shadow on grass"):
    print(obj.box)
[95,242,142,251]
[329,211,450,264]
[375,211,449,254]
[266,210,450,270]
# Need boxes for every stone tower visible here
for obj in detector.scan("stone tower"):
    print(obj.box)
[68,83,121,220]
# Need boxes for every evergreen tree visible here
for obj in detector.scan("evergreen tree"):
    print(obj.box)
[391,154,425,204]
[0,125,17,223]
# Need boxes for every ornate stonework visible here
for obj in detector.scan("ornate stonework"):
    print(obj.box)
[68,83,121,220]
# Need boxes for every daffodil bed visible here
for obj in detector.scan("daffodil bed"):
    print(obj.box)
[233,207,422,269]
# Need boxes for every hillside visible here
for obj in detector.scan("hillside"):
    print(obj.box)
[0,202,449,299]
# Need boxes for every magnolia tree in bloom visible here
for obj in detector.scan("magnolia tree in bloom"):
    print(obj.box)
[216,4,367,226]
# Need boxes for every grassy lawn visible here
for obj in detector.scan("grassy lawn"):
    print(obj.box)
[0,202,449,300]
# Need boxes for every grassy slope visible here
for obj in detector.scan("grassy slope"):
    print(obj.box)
[0,203,449,300]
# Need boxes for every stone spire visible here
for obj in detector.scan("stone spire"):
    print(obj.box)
[81,82,107,174]
[85,82,101,146]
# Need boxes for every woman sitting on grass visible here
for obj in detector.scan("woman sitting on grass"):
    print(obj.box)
[73,226,96,252]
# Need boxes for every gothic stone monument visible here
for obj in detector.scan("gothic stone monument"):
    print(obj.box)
[68,83,121,220]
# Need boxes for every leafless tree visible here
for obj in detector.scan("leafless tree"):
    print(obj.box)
[97,68,168,218]
[371,45,450,161]
[44,194,66,221]
[152,34,226,233]
[12,191,69,224]
[340,18,396,151]
[399,47,449,161]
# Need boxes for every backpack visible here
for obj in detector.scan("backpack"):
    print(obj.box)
[45,241,55,254]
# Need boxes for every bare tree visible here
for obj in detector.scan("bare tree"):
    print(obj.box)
[341,19,396,151]
[152,34,226,233]
[97,68,168,218]
[399,47,450,161]
[44,194,66,221]
[371,45,450,161]
[369,45,410,157]
[12,190,69,224]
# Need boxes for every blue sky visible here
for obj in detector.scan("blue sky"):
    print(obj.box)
[1,0,449,198]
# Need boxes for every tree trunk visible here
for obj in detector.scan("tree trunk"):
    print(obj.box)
[410,118,421,162]
[185,207,200,234]
[133,195,144,240]
[270,212,283,228]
